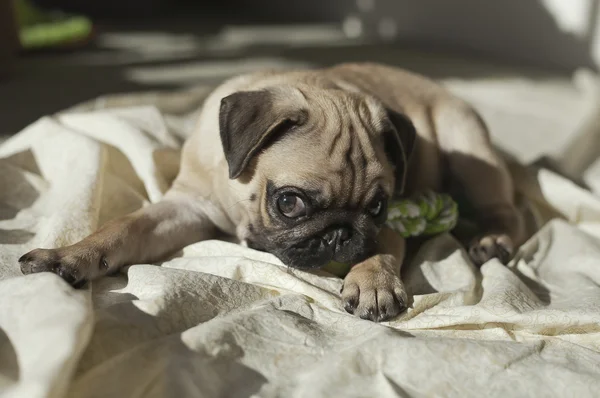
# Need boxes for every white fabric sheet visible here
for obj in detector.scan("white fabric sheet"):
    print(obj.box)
[1,81,600,398]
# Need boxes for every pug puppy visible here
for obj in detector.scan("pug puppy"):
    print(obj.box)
[19,63,525,322]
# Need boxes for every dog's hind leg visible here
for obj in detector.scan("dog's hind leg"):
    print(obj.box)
[434,101,525,266]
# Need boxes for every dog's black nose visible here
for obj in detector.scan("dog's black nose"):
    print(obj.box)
[338,228,351,243]
[324,227,352,246]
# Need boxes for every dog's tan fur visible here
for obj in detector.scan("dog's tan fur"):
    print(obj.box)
[20,63,524,322]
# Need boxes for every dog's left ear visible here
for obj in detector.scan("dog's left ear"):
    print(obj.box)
[219,87,307,179]
[383,109,417,194]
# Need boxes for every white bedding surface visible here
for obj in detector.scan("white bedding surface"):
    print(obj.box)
[1,75,600,398]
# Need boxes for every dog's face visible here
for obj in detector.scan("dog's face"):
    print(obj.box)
[219,85,415,269]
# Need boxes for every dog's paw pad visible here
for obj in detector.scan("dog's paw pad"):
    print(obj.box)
[469,234,514,266]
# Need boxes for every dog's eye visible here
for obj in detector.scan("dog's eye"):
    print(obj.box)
[367,198,385,217]
[277,194,306,218]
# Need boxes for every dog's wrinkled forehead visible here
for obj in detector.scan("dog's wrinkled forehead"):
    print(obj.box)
[256,89,396,205]
[304,88,390,135]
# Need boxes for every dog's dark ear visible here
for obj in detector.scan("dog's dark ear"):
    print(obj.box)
[219,88,306,179]
[383,109,417,194]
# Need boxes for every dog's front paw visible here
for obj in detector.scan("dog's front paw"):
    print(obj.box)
[468,234,514,266]
[19,246,103,288]
[341,263,408,322]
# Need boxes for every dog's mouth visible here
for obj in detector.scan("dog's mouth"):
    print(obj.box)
[270,235,375,270]
[245,225,376,270]
[279,237,335,269]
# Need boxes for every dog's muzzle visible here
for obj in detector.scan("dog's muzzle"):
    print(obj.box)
[278,226,375,270]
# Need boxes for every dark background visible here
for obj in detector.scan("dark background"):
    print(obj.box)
[2,0,598,135]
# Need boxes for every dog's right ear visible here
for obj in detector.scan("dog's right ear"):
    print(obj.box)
[219,88,307,179]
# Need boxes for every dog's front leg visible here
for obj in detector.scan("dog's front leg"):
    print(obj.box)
[19,191,217,287]
[341,226,408,322]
